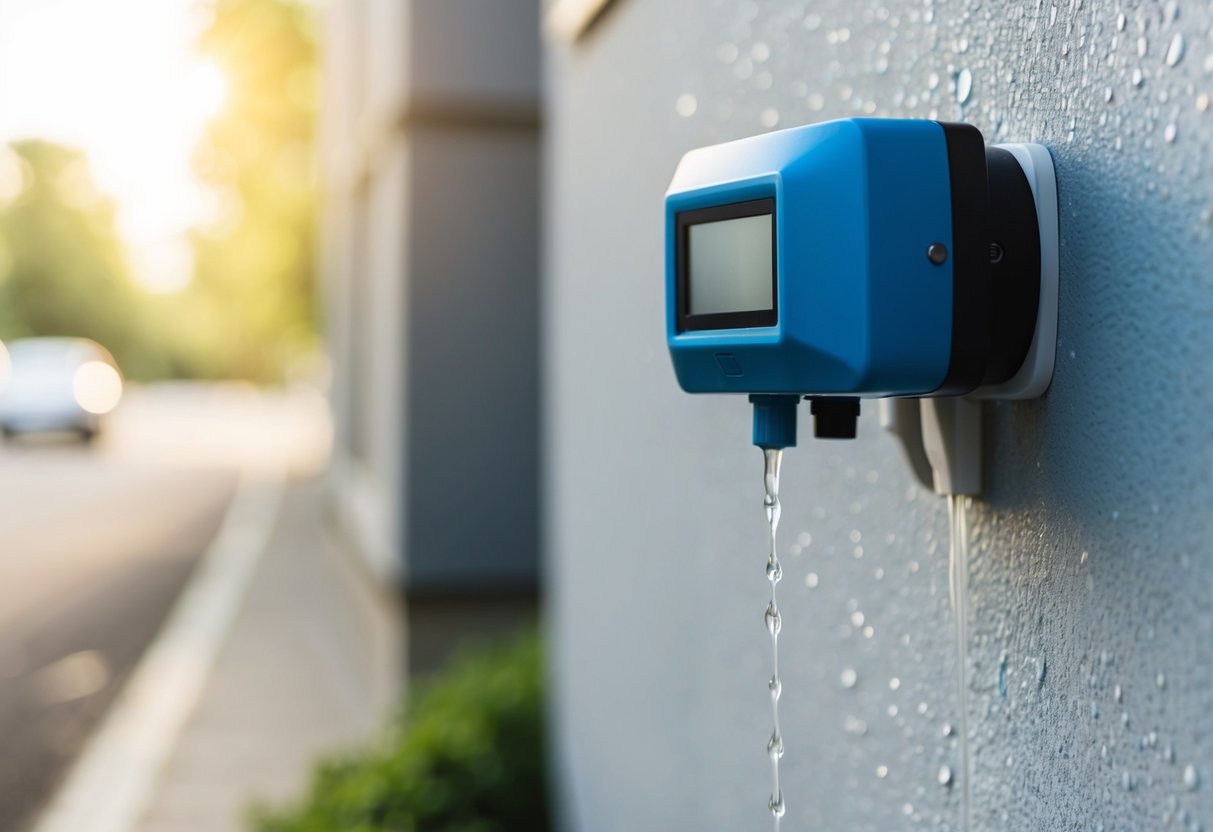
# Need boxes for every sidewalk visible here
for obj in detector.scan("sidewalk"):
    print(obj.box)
[34,474,403,832]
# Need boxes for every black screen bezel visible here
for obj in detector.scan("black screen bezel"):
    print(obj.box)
[676,197,778,332]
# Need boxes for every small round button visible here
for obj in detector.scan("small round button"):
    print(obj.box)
[926,243,948,265]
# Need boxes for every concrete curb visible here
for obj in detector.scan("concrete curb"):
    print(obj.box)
[31,469,286,832]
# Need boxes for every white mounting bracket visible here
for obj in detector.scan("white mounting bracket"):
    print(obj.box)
[881,143,1059,496]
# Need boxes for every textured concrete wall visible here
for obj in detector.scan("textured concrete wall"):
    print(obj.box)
[545,1,1213,829]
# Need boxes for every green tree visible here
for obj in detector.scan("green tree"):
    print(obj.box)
[0,140,170,379]
[184,0,319,382]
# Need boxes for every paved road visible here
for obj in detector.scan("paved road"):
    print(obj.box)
[0,383,330,832]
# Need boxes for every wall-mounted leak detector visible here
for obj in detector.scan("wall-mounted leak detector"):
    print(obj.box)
[665,118,1059,494]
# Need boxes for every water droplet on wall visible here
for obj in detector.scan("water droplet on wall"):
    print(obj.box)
[1157,672,1167,689]
[956,68,973,104]
[1183,764,1200,790]
[843,714,868,735]
[1165,123,1178,142]
[760,108,781,128]
[1165,33,1186,67]
[840,667,858,689]
[805,572,819,588]
[675,94,698,117]
[938,764,954,786]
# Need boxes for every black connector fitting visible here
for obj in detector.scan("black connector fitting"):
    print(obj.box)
[808,397,860,440]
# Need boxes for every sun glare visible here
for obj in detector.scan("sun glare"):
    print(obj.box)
[0,0,230,293]
[189,61,229,122]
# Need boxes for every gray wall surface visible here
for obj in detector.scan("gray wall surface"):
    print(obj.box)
[324,0,541,591]
[544,1,1213,830]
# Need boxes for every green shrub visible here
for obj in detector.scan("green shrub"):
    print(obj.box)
[251,633,550,832]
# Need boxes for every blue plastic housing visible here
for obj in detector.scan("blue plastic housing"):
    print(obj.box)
[666,118,956,397]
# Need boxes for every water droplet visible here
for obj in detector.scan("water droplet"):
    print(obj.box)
[769,675,782,699]
[751,41,771,63]
[1133,68,1145,86]
[850,611,865,627]
[760,108,781,128]
[1166,33,1186,67]
[767,556,783,584]
[889,677,901,690]
[840,667,858,689]
[805,572,819,588]
[938,764,954,786]
[1138,36,1149,57]
[1105,86,1115,103]
[765,602,781,635]
[956,68,973,104]
[769,790,786,818]
[1114,684,1123,703]
[876,764,889,778]
[942,722,955,737]
[807,92,825,111]
[797,532,811,547]
[768,730,784,759]
[1183,764,1200,790]
[1091,702,1100,720]
[1165,123,1178,142]
[843,714,868,735]
[902,803,914,816]
[804,12,822,31]
[675,94,698,118]
[1117,12,1127,31]
[1123,770,1136,790]
[1197,93,1210,112]
[1157,672,1167,689]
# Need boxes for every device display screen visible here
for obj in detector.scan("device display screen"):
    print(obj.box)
[677,198,777,331]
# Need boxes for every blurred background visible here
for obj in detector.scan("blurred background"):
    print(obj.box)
[0,0,543,830]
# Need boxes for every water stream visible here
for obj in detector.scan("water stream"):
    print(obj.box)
[947,494,972,831]
[763,448,786,829]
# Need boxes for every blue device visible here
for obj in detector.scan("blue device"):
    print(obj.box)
[665,118,1051,448]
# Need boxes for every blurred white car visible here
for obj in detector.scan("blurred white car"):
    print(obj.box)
[0,337,124,441]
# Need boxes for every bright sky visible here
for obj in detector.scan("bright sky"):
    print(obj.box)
[0,0,226,292]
